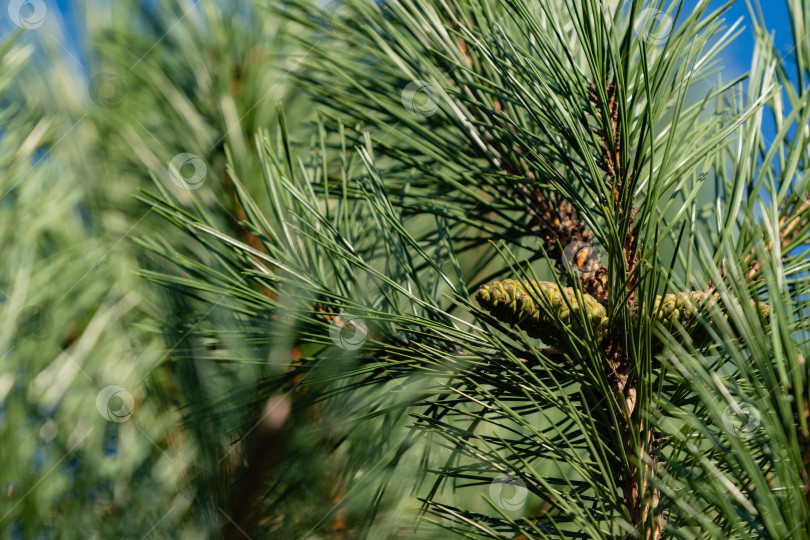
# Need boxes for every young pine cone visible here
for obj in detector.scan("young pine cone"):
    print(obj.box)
[637,291,770,335]
[641,290,718,327]
[476,280,770,347]
[475,279,608,346]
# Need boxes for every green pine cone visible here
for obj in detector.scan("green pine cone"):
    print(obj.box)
[643,291,717,330]
[475,279,608,345]
[639,291,769,333]
[476,280,770,346]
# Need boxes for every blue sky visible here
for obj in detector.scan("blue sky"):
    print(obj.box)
[697,0,795,76]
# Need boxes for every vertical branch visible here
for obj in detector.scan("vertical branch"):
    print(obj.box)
[589,77,642,301]
[589,73,661,538]
[223,395,291,539]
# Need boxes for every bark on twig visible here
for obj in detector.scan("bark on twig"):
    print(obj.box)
[223,395,291,540]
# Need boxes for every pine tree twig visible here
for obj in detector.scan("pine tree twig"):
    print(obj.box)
[586,71,660,536]
[588,75,654,536]
[589,78,621,183]
[223,394,291,540]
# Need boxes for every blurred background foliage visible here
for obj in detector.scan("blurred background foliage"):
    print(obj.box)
[0,0,808,538]
[0,1,328,537]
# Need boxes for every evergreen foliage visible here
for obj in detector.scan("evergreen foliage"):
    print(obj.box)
[1,0,809,538]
